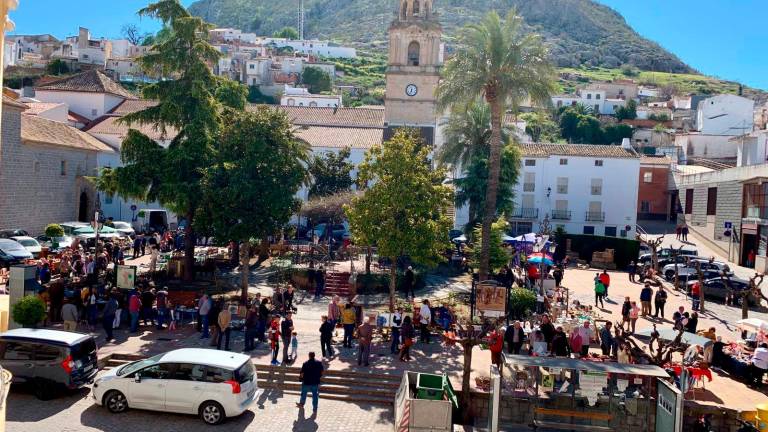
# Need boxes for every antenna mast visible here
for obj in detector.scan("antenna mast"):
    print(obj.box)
[298,0,305,40]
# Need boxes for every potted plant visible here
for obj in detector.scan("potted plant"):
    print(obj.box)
[11,296,47,328]
[44,224,64,249]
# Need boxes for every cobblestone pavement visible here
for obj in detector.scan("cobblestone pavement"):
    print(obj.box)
[7,385,394,432]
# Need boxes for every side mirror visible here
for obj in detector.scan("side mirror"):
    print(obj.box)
[134,374,141,383]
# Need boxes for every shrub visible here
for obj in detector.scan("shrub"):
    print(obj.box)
[45,223,64,238]
[508,288,536,319]
[12,296,47,328]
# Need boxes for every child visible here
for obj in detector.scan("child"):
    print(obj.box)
[289,331,298,362]
[269,317,281,365]
[167,300,177,331]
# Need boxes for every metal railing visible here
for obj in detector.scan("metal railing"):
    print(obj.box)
[585,211,606,222]
[551,210,571,220]
[510,208,539,219]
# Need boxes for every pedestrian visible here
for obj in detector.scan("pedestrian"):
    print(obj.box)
[167,299,177,331]
[552,266,563,287]
[269,316,281,365]
[419,299,431,344]
[103,292,118,342]
[504,321,525,354]
[319,315,334,359]
[749,343,768,387]
[654,287,667,319]
[404,266,415,298]
[315,266,325,297]
[297,352,324,412]
[640,283,653,316]
[341,303,356,348]
[390,307,403,354]
[282,311,294,363]
[244,303,259,351]
[594,276,606,308]
[289,331,299,362]
[629,301,640,333]
[488,326,503,370]
[140,234,147,256]
[327,295,341,328]
[539,314,555,349]
[748,249,756,268]
[551,326,570,357]
[686,311,699,333]
[672,306,686,330]
[208,299,221,347]
[599,322,615,358]
[129,290,142,333]
[621,296,632,329]
[282,285,296,313]
[61,297,78,331]
[682,225,689,242]
[217,302,231,351]
[198,294,211,339]
[399,316,415,362]
[690,279,702,311]
[675,225,682,240]
[628,261,637,283]
[133,235,142,258]
[149,245,159,273]
[258,298,270,342]
[141,287,155,326]
[155,287,168,330]
[85,286,98,330]
[576,321,596,357]
[357,316,373,367]
[599,270,611,297]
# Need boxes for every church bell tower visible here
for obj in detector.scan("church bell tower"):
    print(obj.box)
[383,0,442,146]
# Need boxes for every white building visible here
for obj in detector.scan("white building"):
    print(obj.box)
[210,28,259,44]
[456,142,640,237]
[3,38,17,67]
[735,130,768,167]
[266,38,356,58]
[281,86,341,108]
[638,86,659,98]
[552,89,627,115]
[34,69,135,121]
[695,94,754,135]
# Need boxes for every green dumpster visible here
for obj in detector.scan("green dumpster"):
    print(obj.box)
[416,373,444,400]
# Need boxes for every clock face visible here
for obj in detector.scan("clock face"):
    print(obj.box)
[405,84,418,97]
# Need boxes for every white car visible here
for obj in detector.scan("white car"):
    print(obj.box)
[10,236,42,257]
[92,348,259,425]
[111,221,136,238]
[662,259,732,281]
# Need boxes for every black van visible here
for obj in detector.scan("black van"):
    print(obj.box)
[0,328,98,399]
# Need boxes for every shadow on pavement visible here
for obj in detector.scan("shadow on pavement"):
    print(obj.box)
[6,387,90,422]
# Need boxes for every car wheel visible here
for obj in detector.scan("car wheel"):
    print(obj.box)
[33,379,55,401]
[105,390,129,414]
[199,401,225,425]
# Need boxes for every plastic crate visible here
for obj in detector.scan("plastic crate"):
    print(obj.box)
[416,373,445,400]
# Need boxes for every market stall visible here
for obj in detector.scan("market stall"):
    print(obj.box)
[501,354,671,431]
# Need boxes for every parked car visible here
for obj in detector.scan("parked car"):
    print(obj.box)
[92,348,259,425]
[686,277,755,305]
[307,222,350,241]
[10,236,42,258]
[0,329,98,400]
[662,258,732,281]
[671,270,728,289]
[110,221,136,239]
[0,238,33,266]
[36,234,74,251]
[639,247,699,265]
[0,229,29,239]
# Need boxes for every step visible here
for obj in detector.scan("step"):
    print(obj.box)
[255,365,401,382]
[258,373,401,389]
[260,387,393,406]
[258,380,396,399]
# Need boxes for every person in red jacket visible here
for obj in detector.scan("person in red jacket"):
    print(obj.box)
[599,270,611,297]
[488,327,504,370]
[128,292,142,333]
[690,279,702,311]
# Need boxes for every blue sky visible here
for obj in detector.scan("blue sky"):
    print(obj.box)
[7,0,767,90]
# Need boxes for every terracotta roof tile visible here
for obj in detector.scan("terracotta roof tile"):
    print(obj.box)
[21,114,114,153]
[248,104,384,128]
[35,70,136,99]
[22,102,63,115]
[110,99,158,115]
[294,126,382,149]
[520,143,639,159]
[85,115,176,142]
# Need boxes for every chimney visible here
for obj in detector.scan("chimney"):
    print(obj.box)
[621,138,632,149]
[78,27,89,50]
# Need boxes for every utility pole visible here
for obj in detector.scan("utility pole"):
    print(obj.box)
[297,0,305,40]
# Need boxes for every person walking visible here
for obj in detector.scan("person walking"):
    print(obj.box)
[552,266,564,288]
[628,261,637,283]
[269,316,281,365]
[594,276,606,308]
[217,304,232,351]
[198,294,211,339]
[404,266,415,298]
[315,266,325,297]
[690,279,702,311]
[297,352,324,412]
[488,326,504,370]
[621,297,632,329]
[640,283,653,316]
[654,287,668,319]
[504,321,526,355]
[419,299,431,344]
[682,225,689,242]
[357,316,373,367]
[258,298,270,342]
[61,298,79,331]
[319,315,334,359]
[244,303,259,351]
[102,293,118,342]
[281,311,294,364]
[599,270,611,297]
[155,288,168,330]
[341,303,356,348]
[399,316,415,362]
[129,290,142,333]
[390,307,403,354]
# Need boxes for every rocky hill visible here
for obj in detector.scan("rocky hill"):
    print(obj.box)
[188,0,693,73]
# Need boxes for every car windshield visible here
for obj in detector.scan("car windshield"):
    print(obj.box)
[235,360,255,384]
[117,353,165,376]
[17,239,38,247]
[70,338,97,360]
[112,222,131,230]
[0,240,27,253]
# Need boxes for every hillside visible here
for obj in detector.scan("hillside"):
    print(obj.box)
[188,0,692,73]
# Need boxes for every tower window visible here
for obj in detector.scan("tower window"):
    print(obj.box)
[413,0,420,14]
[407,41,420,66]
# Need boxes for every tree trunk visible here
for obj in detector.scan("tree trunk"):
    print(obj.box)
[240,242,250,303]
[479,97,503,281]
[365,246,371,275]
[182,206,195,282]
[742,293,750,319]
[389,259,397,312]
[460,335,475,424]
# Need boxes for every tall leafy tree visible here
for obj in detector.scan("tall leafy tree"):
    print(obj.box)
[437,10,556,282]
[345,130,452,311]
[301,66,332,94]
[520,111,560,143]
[274,26,299,40]
[308,147,354,198]
[197,107,309,300]
[97,0,221,281]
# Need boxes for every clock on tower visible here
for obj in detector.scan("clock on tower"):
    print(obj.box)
[383,0,442,146]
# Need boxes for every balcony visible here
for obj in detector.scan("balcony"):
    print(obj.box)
[585,211,606,222]
[523,183,535,192]
[511,208,539,219]
[551,210,572,220]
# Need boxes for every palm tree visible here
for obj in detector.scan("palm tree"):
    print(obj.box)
[436,10,556,282]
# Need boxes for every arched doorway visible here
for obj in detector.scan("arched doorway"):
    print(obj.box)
[78,191,89,222]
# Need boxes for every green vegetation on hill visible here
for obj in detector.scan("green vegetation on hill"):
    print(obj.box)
[188,0,691,73]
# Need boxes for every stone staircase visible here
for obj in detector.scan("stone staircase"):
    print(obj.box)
[323,271,351,297]
[102,353,398,406]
